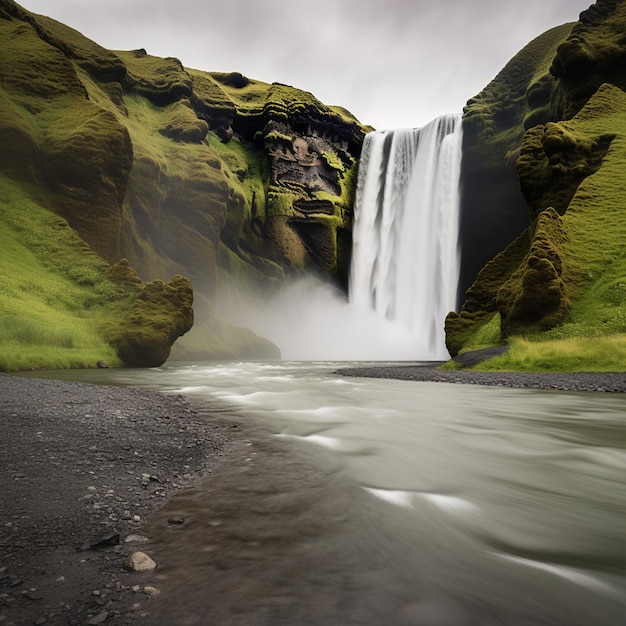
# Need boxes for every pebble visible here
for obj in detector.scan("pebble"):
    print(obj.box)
[336,364,626,393]
[0,374,228,624]
[85,611,110,625]
[124,534,149,544]
[122,552,157,572]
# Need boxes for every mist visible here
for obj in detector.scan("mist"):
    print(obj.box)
[217,277,435,362]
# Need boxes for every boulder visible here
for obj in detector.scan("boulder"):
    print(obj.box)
[108,275,194,368]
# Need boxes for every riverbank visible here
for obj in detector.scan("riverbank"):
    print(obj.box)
[335,363,626,392]
[0,373,231,625]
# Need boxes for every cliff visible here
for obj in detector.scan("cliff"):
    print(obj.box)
[0,0,366,370]
[447,0,626,369]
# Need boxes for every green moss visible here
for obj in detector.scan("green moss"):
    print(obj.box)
[158,99,209,143]
[265,129,293,144]
[117,50,192,105]
[517,120,614,220]
[497,208,570,335]
[105,275,194,368]
[0,15,88,114]
[0,1,367,367]
[446,233,529,355]
[452,82,626,363]
[457,313,503,354]
[550,2,626,119]
[34,14,126,83]
[453,8,626,369]
[463,23,573,146]
[119,94,228,287]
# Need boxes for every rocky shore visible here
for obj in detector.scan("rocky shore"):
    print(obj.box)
[335,363,626,393]
[0,373,230,625]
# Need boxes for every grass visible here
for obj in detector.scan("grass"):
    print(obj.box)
[473,335,626,372]
[0,176,133,372]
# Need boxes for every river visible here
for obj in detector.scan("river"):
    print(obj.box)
[34,361,626,625]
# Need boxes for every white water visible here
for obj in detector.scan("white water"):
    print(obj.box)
[350,115,463,360]
[215,115,462,362]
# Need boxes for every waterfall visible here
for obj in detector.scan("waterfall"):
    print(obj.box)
[350,114,463,360]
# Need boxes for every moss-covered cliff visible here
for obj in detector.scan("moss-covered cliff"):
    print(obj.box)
[448,0,626,370]
[0,0,366,370]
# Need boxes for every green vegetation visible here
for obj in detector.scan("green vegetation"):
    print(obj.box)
[0,176,130,371]
[106,274,194,368]
[473,335,626,373]
[0,1,369,368]
[450,4,626,372]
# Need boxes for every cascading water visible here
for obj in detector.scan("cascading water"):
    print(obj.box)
[350,114,463,360]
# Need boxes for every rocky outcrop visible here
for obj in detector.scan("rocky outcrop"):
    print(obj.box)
[0,0,367,366]
[449,0,626,356]
[517,121,614,218]
[106,274,194,368]
[458,22,574,299]
[496,208,570,335]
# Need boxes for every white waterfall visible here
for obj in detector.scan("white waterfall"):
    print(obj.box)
[350,114,463,360]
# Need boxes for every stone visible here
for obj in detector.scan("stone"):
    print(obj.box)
[122,552,157,572]
[167,516,185,525]
[85,611,110,625]
[124,534,149,544]
[143,586,160,596]
[82,533,120,551]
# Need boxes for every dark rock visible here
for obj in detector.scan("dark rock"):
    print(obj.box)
[452,346,510,369]
[82,533,120,551]
[167,516,185,526]
[85,610,110,625]
[211,71,249,88]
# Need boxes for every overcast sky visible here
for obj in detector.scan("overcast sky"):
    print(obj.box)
[20,0,592,130]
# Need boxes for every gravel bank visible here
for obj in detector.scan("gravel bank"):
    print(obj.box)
[0,373,230,625]
[335,364,626,393]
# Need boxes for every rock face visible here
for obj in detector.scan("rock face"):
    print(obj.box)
[107,271,195,368]
[0,0,366,366]
[448,0,626,356]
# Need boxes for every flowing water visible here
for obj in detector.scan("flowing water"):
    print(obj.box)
[36,361,626,625]
[350,115,463,360]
